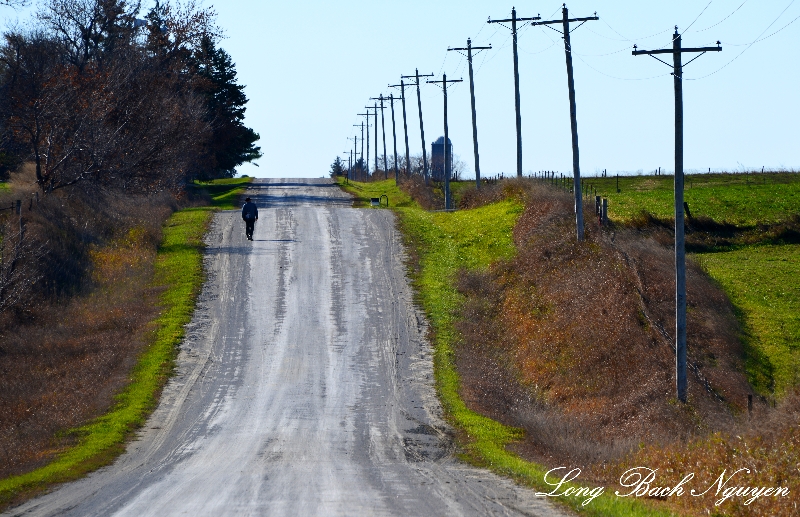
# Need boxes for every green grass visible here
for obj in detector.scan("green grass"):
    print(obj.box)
[193,176,252,209]
[0,206,214,508]
[582,172,800,225]
[335,176,413,207]
[695,245,800,397]
[336,178,674,516]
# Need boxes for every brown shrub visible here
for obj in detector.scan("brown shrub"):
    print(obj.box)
[0,170,176,478]
[398,175,442,210]
[458,182,505,209]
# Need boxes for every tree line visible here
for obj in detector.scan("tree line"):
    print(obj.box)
[0,0,261,194]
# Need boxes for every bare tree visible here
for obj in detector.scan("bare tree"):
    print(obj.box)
[37,0,139,72]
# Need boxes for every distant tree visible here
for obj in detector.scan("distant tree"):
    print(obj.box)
[192,36,261,179]
[330,156,344,178]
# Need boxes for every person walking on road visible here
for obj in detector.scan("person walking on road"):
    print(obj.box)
[241,197,258,240]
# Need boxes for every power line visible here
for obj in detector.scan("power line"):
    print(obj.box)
[572,44,632,57]
[687,0,797,79]
[694,0,748,32]
[573,52,671,81]
[596,18,671,42]
[681,1,713,35]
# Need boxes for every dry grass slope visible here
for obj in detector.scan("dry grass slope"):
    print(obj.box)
[450,181,800,515]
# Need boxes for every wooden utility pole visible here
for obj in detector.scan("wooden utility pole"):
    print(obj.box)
[401,69,434,183]
[370,95,389,179]
[357,114,370,181]
[531,6,598,242]
[488,7,541,177]
[351,126,360,180]
[389,81,411,177]
[365,104,379,177]
[389,94,399,182]
[633,28,721,403]
[427,73,463,210]
[448,38,492,189]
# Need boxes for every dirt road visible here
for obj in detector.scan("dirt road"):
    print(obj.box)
[6,179,570,516]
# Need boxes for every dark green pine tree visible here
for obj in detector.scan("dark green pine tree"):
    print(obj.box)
[330,157,344,177]
[194,36,262,178]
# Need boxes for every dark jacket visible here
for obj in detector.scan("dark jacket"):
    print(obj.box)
[241,201,258,220]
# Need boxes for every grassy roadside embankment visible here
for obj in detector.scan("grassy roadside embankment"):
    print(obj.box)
[0,178,249,509]
[337,177,674,517]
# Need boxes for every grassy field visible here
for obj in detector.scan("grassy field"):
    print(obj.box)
[0,178,248,508]
[582,172,800,225]
[339,178,674,517]
[696,245,800,397]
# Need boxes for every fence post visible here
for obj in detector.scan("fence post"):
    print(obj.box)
[15,200,21,215]
[602,198,608,225]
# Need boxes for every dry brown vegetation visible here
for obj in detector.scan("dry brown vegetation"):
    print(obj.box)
[451,180,798,515]
[0,167,176,478]
[397,175,443,211]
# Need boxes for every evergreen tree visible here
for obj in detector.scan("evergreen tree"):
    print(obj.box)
[330,157,344,177]
[193,36,261,178]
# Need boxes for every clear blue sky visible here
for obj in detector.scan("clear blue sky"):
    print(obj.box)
[5,1,800,178]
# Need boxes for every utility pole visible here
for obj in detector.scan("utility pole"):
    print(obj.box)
[357,113,370,180]
[449,38,492,189]
[401,69,434,184]
[364,105,379,178]
[389,94,399,182]
[488,7,541,177]
[370,95,389,179]
[531,6,598,242]
[369,103,378,176]
[350,132,358,182]
[352,125,361,180]
[633,28,721,404]
[389,81,411,177]
[427,73,463,210]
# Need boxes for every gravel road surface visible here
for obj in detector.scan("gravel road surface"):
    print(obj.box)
[6,179,570,517]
